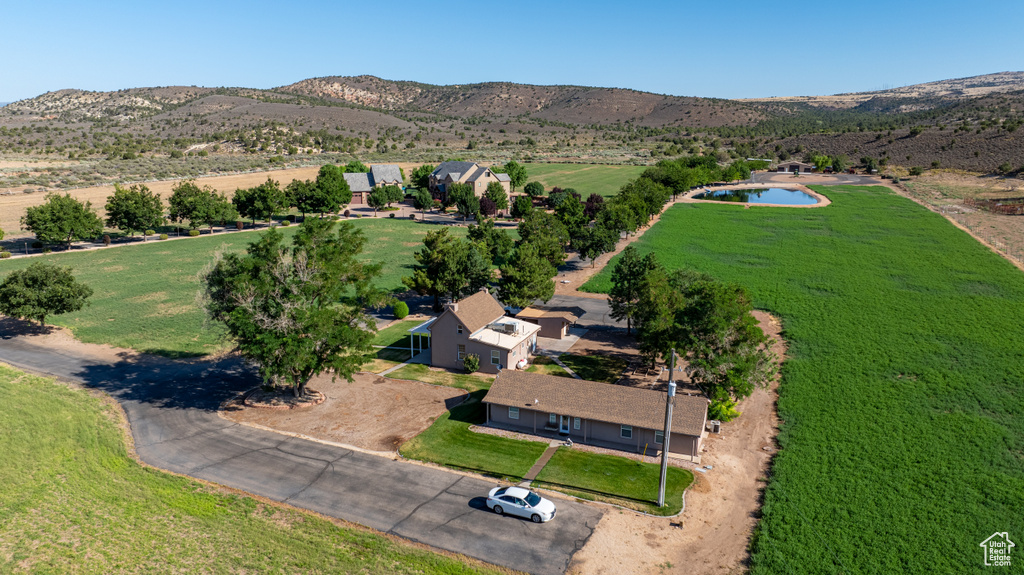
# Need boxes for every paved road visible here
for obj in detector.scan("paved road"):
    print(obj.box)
[0,333,603,575]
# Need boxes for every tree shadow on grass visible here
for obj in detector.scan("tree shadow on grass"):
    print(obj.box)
[0,317,58,338]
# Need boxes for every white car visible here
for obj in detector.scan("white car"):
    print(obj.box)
[486,486,556,523]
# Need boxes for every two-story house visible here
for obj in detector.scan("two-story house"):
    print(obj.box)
[425,290,540,374]
[428,161,511,202]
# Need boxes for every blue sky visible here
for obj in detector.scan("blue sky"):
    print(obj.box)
[2,0,1022,103]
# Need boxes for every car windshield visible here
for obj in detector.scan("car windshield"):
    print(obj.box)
[525,492,542,507]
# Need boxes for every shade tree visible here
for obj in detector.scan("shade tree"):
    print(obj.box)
[104,184,164,239]
[0,262,93,326]
[498,242,556,308]
[21,193,103,249]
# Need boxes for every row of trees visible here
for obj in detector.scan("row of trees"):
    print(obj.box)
[608,247,776,421]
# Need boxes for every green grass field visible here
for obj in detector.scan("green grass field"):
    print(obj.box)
[0,219,464,357]
[526,354,627,384]
[387,363,494,392]
[0,363,496,574]
[523,163,647,198]
[533,448,693,515]
[399,391,547,479]
[582,186,1024,573]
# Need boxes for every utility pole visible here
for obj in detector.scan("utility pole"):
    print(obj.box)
[658,348,677,508]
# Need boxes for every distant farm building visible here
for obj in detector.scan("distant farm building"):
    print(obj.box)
[776,161,814,174]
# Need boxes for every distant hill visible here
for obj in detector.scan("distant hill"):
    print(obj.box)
[0,72,1021,175]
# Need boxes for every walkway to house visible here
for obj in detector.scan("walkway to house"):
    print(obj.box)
[520,440,564,486]
[377,349,431,376]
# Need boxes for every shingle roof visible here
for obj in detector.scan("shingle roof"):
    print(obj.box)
[431,290,506,335]
[484,370,708,436]
[370,164,402,185]
[432,161,479,181]
[516,306,581,322]
[495,173,511,182]
[343,172,372,193]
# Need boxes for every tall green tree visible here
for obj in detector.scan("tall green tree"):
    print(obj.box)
[22,193,103,249]
[573,224,618,267]
[511,194,534,220]
[447,184,480,221]
[0,262,93,326]
[468,218,514,265]
[315,164,352,211]
[609,246,660,335]
[168,179,218,230]
[402,228,493,311]
[523,181,544,198]
[285,179,317,220]
[200,218,385,397]
[233,177,285,225]
[501,160,527,193]
[444,182,473,210]
[411,164,435,189]
[498,242,556,308]
[104,184,164,239]
[555,194,588,240]
[380,184,404,208]
[343,160,369,173]
[412,188,434,214]
[484,182,509,215]
[366,188,387,216]
[517,210,569,267]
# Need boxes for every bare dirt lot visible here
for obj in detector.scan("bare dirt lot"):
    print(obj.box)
[222,372,467,453]
[569,311,784,575]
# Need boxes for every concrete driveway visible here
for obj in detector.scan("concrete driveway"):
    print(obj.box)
[0,333,602,575]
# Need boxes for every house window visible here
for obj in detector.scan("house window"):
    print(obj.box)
[548,413,557,426]
[655,431,664,444]
[620,425,633,439]
[457,345,466,360]
[573,417,581,430]
[457,324,463,334]
[491,350,500,365]
[509,407,519,420]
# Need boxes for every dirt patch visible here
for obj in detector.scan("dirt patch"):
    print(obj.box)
[569,311,785,575]
[221,371,467,452]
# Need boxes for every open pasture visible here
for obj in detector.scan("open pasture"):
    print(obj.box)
[584,186,1024,573]
[0,219,462,357]
[523,162,647,198]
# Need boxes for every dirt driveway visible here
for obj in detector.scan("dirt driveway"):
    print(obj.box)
[222,372,466,453]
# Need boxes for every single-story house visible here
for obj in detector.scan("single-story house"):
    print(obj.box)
[515,306,581,339]
[343,164,403,204]
[428,161,511,200]
[483,370,709,459]
[426,290,540,374]
[776,161,814,174]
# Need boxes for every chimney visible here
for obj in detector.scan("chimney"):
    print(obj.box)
[480,287,489,294]
[444,301,458,312]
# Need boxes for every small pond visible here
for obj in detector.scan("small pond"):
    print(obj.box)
[693,188,819,205]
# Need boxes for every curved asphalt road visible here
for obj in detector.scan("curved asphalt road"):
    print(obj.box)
[0,332,603,575]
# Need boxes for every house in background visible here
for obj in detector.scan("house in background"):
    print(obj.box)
[515,306,581,340]
[775,161,814,174]
[483,370,708,460]
[428,161,511,201]
[425,290,540,374]
[343,164,403,204]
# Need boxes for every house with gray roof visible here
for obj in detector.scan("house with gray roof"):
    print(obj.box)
[342,164,404,204]
[483,370,709,460]
[428,161,511,200]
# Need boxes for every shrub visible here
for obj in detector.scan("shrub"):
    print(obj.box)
[188,230,200,237]
[393,301,409,319]
[708,398,741,422]
[236,221,244,230]
[909,166,924,176]
[159,234,168,240]
[409,214,416,220]
[102,234,111,246]
[197,150,208,157]
[0,252,10,259]
[931,161,941,169]
[170,150,184,159]
[144,229,155,236]
[463,353,480,373]
[280,220,290,226]
[389,212,396,218]
[344,209,351,217]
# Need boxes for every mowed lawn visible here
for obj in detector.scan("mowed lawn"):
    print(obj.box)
[523,163,647,198]
[583,186,1024,573]
[0,363,497,575]
[0,219,463,357]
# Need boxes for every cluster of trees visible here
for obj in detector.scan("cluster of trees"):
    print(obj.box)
[640,156,768,195]
[609,247,776,421]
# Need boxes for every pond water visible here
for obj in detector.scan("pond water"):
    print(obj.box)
[693,188,819,205]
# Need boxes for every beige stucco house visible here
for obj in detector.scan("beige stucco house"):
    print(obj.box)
[425,290,540,374]
[428,161,511,201]
[483,370,709,459]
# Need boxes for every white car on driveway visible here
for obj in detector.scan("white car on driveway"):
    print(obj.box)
[486,486,556,523]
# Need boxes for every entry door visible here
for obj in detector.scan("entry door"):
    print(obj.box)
[559,415,570,434]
